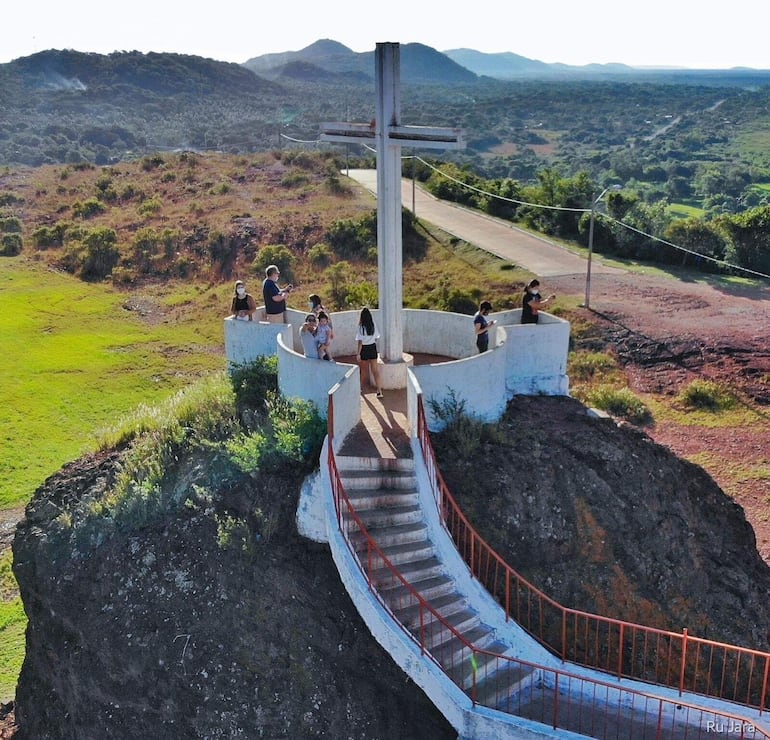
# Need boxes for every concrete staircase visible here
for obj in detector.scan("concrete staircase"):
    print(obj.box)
[335,453,535,710]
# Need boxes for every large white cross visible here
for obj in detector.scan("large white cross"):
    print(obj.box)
[320,42,464,372]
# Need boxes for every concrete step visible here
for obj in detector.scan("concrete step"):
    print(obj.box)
[335,455,415,473]
[428,625,497,672]
[350,521,428,550]
[394,592,467,631]
[421,608,482,651]
[338,469,417,491]
[448,639,513,692]
[345,487,419,510]
[368,556,444,589]
[378,573,456,609]
[472,661,538,711]
[344,504,422,530]
[372,539,435,567]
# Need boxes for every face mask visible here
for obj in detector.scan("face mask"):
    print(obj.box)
[308,301,313,308]
[237,287,246,296]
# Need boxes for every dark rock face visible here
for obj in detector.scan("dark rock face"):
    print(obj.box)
[434,396,770,650]
[12,451,454,740]
[12,394,770,738]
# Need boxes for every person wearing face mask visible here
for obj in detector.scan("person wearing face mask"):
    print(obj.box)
[308,294,334,353]
[230,280,257,321]
[521,279,556,325]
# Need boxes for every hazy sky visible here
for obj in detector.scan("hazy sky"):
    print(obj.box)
[3,0,767,70]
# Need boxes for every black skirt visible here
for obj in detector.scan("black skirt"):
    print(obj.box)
[360,343,378,361]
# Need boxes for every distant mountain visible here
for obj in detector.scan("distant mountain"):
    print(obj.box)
[443,47,635,79]
[244,39,477,85]
[6,49,280,98]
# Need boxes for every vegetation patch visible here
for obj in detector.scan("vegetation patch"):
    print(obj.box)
[677,379,737,411]
[583,385,651,424]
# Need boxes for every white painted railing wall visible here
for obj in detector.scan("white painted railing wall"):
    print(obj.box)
[223,305,570,433]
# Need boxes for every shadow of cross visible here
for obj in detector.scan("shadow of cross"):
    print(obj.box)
[320,42,464,370]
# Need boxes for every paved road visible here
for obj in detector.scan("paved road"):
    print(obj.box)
[345,169,624,279]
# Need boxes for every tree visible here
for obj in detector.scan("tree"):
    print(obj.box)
[718,205,770,273]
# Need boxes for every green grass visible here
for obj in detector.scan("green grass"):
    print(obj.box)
[0,548,25,703]
[668,202,706,219]
[0,257,226,509]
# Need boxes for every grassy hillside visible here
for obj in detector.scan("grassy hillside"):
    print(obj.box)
[0,151,526,510]
[0,258,226,508]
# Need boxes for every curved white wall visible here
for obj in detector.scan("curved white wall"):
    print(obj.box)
[225,307,570,432]
[276,334,359,420]
[224,316,291,366]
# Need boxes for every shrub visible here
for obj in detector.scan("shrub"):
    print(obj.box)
[307,242,332,267]
[72,198,106,219]
[60,227,119,279]
[428,389,502,458]
[677,379,736,411]
[32,222,68,249]
[0,217,22,233]
[0,192,23,207]
[229,357,279,415]
[585,386,651,424]
[0,233,22,256]
[137,197,162,216]
[252,244,294,283]
[326,212,377,260]
[280,169,309,188]
[140,154,165,171]
[568,351,618,381]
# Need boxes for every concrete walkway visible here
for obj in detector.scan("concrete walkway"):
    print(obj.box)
[345,168,625,279]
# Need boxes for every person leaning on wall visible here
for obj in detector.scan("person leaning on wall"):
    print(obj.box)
[230,280,257,321]
[521,279,556,325]
[262,264,293,324]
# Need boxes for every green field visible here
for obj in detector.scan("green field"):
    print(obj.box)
[0,257,227,510]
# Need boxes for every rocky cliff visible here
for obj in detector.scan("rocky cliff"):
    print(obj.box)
[11,395,770,738]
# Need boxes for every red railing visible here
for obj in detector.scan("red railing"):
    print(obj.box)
[324,395,770,737]
[416,394,770,715]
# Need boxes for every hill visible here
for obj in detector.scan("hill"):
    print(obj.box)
[8,386,770,737]
[244,39,477,84]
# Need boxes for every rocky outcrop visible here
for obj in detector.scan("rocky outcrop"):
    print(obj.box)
[434,395,770,650]
[12,451,454,739]
[11,394,770,738]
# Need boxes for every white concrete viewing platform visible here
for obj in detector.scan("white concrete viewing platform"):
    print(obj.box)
[224,305,569,446]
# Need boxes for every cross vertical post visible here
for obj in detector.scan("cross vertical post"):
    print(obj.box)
[375,42,404,362]
[320,42,464,385]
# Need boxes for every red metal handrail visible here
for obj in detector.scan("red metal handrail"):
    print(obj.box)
[324,394,770,737]
[416,394,770,714]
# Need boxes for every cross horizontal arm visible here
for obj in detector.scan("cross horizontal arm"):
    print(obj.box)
[320,122,465,150]
[388,125,464,150]
[320,122,375,144]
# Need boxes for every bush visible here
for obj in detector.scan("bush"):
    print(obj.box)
[72,198,106,219]
[326,212,377,260]
[0,217,22,234]
[0,233,22,256]
[252,244,294,284]
[229,357,279,415]
[568,351,618,381]
[307,242,332,267]
[137,197,163,216]
[677,379,736,411]
[585,386,651,424]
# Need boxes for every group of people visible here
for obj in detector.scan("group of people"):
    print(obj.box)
[229,268,384,398]
[230,266,556,387]
[473,279,556,353]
